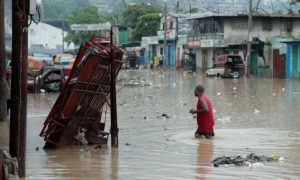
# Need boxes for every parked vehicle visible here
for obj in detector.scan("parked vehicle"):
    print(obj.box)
[206,54,245,78]
[6,58,67,93]
[28,66,67,93]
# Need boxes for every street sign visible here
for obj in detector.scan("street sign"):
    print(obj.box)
[141,36,159,47]
[70,22,111,31]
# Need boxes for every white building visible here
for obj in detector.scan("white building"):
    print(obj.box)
[28,22,74,52]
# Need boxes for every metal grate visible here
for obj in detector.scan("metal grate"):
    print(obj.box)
[39,36,124,148]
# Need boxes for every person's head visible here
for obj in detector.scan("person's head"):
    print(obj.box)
[194,85,204,97]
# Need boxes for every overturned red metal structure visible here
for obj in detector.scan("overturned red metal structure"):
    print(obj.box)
[40,36,124,148]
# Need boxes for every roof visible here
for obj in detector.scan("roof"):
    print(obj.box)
[280,40,300,44]
[187,13,300,20]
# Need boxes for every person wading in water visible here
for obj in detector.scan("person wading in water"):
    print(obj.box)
[189,85,215,139]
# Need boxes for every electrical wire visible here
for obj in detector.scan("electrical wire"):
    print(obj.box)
[31,9,41,24]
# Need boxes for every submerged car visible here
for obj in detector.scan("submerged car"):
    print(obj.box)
[206,54,245,78]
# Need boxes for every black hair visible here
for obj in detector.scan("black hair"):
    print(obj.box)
[195,85,204,93]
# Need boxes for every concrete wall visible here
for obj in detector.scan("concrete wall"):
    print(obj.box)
[196,49,202,68]
[195,48,214,69]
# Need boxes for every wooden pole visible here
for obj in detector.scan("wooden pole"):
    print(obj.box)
[0,0,7,122]
[10,0,23,159]
[19,13,28,177]
[163,1,167,67]
[247,0,253,77]
[110,27,118,147]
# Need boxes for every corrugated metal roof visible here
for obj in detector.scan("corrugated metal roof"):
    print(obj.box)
[187,13,300,20]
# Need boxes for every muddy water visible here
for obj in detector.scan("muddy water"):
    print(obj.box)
[24,69,300,180]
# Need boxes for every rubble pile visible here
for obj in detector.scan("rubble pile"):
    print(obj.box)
[212,153,283,167]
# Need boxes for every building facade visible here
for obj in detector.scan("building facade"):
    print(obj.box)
[187,14,300,74]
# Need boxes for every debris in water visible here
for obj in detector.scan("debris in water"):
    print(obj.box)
[212,153,283,167]
[125,143,131,146]
[161,113,170,119]
[217,92,221,96]
[282,88,285,91]
[94,145,102,149]
[233,87,237,91]
[35,146,39,152]
[144,117,147,120]
[216,116,232,123]
[254,108,260,114]
[273,92,276,96]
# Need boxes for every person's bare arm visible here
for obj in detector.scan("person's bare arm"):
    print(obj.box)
[189,99,209,114]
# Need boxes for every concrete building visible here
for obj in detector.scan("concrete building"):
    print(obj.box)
[155,13,189,67]
[187,14,300,73]
[28,22,75,55]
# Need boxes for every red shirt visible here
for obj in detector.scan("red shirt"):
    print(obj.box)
[196,95,215,133]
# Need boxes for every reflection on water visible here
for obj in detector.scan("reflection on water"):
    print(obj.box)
[23,69,300,179]
[195,140,213,180]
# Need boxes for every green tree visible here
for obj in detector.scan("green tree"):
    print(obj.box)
[43,0,91,20]
[65,6,108,45]
[122,4,162,28]
[133,13,161,41]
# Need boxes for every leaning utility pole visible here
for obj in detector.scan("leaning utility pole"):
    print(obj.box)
[247,0,253,77]
[0,0,7,122]
[163,1,167,67]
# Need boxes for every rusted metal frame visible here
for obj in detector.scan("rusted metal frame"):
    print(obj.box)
[81,57,111,123]
[72,53,105,122]
[73,89,108,96]
[40,51,91,137]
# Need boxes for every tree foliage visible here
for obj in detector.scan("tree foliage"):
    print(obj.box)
[42,0,91,20]
[133,13,161,41]
[122,4,162,28]
[65,6,108,45]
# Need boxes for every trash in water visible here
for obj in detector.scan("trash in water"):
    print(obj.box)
[212,153,284,167]
[282,88,285,91]
[216,116,232,123]
[217,92,221,96]
[161,113,170,119]
[273,92,276,96]
[233,87,237,91]
[254,108,260,114]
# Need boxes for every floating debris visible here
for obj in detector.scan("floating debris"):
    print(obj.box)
[125,143,131,146]
[254,108,260,114]
[212,153,283,167]
[216,116,232,123]
[161,113,170,119]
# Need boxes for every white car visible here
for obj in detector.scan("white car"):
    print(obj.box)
[205,68,224,77]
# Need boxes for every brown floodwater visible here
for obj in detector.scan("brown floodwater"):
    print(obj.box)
[23,69,300,179]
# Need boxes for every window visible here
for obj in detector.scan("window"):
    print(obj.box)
[231,19,248,30]
[160,48,163,55]
[170,21,174,30]
[285,20,293,32]
[263,19,272,31]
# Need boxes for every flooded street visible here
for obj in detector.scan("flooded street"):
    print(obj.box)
[24,69,300,180]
